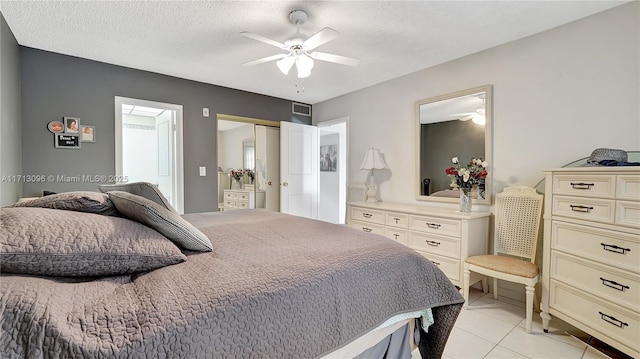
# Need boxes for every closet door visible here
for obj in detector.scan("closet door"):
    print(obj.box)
[255,125,280,212]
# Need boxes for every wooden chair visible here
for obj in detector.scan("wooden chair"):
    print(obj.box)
[462,186,543,333]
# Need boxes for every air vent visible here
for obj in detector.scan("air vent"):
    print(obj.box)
[292,102,311,117]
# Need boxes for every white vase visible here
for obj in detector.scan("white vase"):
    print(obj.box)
[459,187,472,212]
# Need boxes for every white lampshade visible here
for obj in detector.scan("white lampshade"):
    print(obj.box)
[360,148,388,170]
[276,56,295,75]
[295,54,314,78]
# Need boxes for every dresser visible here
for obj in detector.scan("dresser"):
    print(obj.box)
[347,202,490,287]
[540,167,639,358]
[223,189,265,210]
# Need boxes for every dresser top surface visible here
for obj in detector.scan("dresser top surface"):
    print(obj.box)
[544,166,639,174]
[348,201,491,219]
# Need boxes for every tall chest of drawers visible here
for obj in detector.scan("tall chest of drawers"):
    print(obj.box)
[347,202,490,287]
[540,167,640,358]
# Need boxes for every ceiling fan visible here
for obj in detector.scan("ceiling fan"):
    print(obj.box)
[452,94,486,125]
[241,10,360,79]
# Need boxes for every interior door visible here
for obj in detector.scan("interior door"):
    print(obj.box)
[280,122,318,219]
[256,125,280,211]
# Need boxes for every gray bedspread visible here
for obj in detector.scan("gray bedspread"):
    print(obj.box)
[1,209,463,358]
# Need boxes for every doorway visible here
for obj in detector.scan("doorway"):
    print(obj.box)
[114,96,184,213]
[317,118,348,224]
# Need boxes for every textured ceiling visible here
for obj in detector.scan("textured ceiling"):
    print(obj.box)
[0,1,628,104]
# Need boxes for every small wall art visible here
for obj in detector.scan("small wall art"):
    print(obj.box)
[80,125,95,142]
[54,134,81,149]
[47,120,64,133]
[320,144,337,172]
[64,117,80,134]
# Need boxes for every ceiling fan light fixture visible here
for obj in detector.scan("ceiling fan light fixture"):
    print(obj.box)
[276,56,295,75]
[295,54,314,78]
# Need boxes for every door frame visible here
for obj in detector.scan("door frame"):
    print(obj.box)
[114,96,185,213]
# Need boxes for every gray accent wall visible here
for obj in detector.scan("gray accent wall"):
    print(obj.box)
[0,13,22,206]
[20,47,310,213]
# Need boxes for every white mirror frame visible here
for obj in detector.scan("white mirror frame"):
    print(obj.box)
[415,85,493,206]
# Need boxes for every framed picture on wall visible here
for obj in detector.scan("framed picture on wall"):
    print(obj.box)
[80,125,95,142]
[63,117,80,134]
[54,134,81,149]
[320,144,337,172]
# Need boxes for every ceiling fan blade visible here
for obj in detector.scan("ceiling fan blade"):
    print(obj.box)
[303,27,339,51]
[241,32,287,49]
[310,52,360,67]
[242,54,287,67]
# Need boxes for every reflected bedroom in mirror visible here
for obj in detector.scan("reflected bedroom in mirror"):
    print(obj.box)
[416,85,492,205]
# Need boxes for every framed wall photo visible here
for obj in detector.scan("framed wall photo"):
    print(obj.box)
[80,125,95,142]
[47,120,64,133]
[55,134,81,149]
[63,117,80,134]
[320,144,337,172]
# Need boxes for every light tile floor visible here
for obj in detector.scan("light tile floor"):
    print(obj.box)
[412,288,628,359]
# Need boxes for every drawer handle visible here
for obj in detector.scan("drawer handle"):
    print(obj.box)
[362,213,373,219]
[431,261,440,266]
[570,182,595,190]
[570,205,593,213]
[393,234,399,240]
[598,312,628,329]
[425,240,441,246]
[600,277,630,292]
[393,217,400,224]
[600,243,631,255]
[362,227,372,233]
[426,222,441,229]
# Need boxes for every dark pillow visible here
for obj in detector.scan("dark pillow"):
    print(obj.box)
[98,182,177,214]
[10,191,120,216]
[0,207,187,277]
[108,191,212,252]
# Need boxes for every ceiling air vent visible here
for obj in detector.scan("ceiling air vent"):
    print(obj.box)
[292,102,311,117]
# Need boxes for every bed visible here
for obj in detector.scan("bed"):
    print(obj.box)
[1,186,463,358]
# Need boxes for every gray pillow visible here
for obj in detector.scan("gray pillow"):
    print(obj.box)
[98,182,177,214]
[0,207,187,277]
[10,191,120,216]
[108,191,213,252]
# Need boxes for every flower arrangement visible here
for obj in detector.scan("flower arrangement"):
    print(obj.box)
[445,157,488,189]
[245,169,255,183]
[230,168,244,182]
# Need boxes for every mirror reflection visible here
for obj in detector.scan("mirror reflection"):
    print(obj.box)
[416,86,492,205]
[217,118,280,212]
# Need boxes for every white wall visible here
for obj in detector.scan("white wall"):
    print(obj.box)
[313,3,639,206]
[122,115,158,184]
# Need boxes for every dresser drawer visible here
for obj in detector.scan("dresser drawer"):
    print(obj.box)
[551,221,640,272]
[550,281,639,354]
[350,219,385,236]
[385,227,408,245]
[408,215,461,238]
[351,207,385,225]
[235,201,249,209]
[385,212,409,228]
[616,201,640,229]
[552,195,615,224]
[224,192,234,200]
[551,252,639,310]
[617,175,640,200]
[409,232,460,259]
[552,174,615,198]
[414,250,460,282]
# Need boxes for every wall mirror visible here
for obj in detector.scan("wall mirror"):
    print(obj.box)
[217,114,281,212]
[415,85,492,205]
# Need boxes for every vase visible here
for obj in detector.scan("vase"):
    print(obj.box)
[232,179,242,189]
[459,187,472,213]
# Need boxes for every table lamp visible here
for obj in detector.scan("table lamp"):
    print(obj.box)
[360,148,388,203]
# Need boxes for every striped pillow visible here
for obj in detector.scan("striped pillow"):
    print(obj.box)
[108,191,212,252]
[98,182,178,214]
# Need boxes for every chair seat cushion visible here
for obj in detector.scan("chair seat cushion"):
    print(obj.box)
[465,255,539,278]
